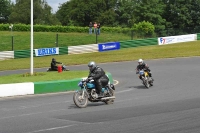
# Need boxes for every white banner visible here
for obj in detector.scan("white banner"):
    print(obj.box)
[35,47,59,56]
[158,34,197,45]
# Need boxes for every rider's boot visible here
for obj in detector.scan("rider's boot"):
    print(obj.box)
[98,92,104,98]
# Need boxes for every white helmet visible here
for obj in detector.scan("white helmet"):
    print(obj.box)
[138,59,143,64]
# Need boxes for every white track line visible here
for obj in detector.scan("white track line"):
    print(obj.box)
[26,124,76,133]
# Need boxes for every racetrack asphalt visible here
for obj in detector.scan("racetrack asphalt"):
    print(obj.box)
[0,57,200,133]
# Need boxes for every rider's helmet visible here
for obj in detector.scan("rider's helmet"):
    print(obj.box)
[138,59,143,65]
[88,61,96,71]
[52,58,56,62]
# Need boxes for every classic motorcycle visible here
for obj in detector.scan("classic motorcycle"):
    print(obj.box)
[47,64,69,72]
[138,69,153,88]
[73,78,116,108]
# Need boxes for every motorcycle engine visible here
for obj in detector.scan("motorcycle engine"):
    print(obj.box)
[91,89,98,99]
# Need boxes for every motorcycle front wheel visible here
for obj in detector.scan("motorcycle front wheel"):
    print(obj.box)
[143,79,150,89]
[73,90,88,108]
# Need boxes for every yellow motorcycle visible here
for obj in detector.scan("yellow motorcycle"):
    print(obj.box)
[138,69,153,88]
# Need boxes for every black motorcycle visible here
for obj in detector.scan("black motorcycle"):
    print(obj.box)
[47,64,69,72]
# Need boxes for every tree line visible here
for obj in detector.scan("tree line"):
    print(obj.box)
[0,0,200,36]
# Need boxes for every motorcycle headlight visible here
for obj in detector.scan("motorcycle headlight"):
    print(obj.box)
[78,81,82,87]
[139,71,144,75]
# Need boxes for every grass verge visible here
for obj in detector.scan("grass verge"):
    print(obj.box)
[0,40,200,71]
[0,71,88,84]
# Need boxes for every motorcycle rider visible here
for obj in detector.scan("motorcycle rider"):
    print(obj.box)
[87,61,109,98]
[136,59,154,81]
[51,58,62,71]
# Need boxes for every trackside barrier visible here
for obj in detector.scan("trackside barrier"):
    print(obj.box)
[59,47,68,55]
[34,72,113,94]
[0,72,113,97]
[119,38,158,48]
[5,33,199,59]
[197,33,200,40]
[0,51,14,60]
[0,82,34,97]
[68,44,98,55]
[14,49,36,59]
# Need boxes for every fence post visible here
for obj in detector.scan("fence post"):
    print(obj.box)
[56,34,58,47]
[96,31,98,44]
[12,36,14,51]
[131,30,134,40]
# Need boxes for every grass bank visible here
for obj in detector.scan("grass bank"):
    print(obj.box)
[0,40,200,71]
[0,31,131,51]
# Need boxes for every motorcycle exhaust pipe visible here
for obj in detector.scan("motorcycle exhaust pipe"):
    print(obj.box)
[101,96,116,100]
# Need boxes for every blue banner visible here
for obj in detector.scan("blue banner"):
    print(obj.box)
[35,47,59,57]
[98,42,120,52]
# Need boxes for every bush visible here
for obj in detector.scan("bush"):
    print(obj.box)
[132,21,155,38]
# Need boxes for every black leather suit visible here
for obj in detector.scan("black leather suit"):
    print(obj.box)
[88,66,109,94]
[51,61,62,70]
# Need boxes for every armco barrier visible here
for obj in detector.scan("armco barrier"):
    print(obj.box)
[197,33,200,40]
[120,38,158,48]
[59,47,68,55]
[68,44,98,55]
[14,49,35,59]
[0,51,14,60]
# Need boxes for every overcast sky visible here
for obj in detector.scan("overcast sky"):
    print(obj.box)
[11,0,69,13]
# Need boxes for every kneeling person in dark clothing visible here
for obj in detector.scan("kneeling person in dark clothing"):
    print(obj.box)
[51,58,62,71]
[87,61,109,97]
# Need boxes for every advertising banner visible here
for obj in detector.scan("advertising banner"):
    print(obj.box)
[35,47,59,57]
[158,34,197,45]
[98,42,120,52]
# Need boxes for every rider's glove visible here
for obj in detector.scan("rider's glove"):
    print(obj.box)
[86,77,93,82]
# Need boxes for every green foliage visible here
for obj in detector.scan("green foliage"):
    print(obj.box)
[0,0,13,23]
[9,0,60,25]
[1,0,200,37]
[133,21,155,38]
[163,0,200,35]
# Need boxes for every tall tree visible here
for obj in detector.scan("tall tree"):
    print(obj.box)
[0,0,13,23]
[162,0,200,35]
[9,0,60,25]
[132,0,166,35]
[115,0,136,27]
[56,0,118,26]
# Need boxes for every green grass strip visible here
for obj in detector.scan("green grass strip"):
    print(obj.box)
[0,71,89,84]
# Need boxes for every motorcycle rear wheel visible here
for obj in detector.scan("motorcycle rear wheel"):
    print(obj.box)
[104,87,115,104]
[73,91,88,108]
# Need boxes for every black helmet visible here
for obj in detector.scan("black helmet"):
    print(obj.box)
[52,58,56,62]
[88,61,96,71]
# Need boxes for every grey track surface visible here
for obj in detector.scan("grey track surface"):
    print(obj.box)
[1,57,200,133]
